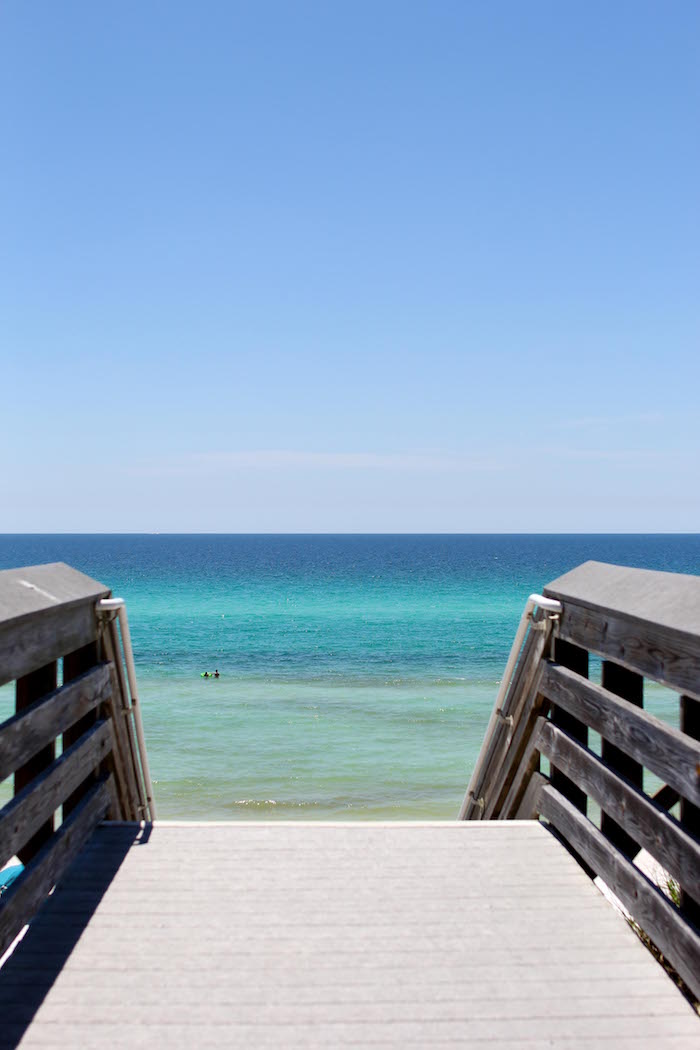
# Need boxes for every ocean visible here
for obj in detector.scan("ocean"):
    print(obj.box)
[1,534,698,820]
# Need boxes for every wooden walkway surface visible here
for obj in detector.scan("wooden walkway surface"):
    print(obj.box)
[0,821,697,1049]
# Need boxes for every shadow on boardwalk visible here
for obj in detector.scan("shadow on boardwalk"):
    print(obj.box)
[0,824,147,1050]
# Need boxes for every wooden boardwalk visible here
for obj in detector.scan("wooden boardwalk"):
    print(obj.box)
[0,820,696,1049]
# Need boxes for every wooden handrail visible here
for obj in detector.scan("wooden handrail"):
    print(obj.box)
[0,563,110,689]
[462,561,700,1000]
[540,662,700,807]
[544,560,700,699]
[0,563,153,961]
[460,597,560,819]
[0,720,113,871]
[0,665,113,783]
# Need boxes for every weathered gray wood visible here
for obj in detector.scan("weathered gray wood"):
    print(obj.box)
[540,662,700,808]
[481,656,550,820]
[483,621,551,809]
[0,960,682,993]
[499,712,551,820]
[0,721,113,870]
[461,628,538,818]
[2,996,697,1029]
[462,618,553,821]
[106,618,147,817]
[102,687,137,821]
[544,561,700,637]
[104,763,121,821]
[100,630,138,819]
[0,778,111,960]
[14,662,57,864]
[2,1017,697,1049]
[544,562,700,699]
[0,564,110,689]
[0,663,112,783]
[514,771,548,819]
[536,719,700,902]
[101,624,141,820]
[501,730,545,818]
[538,783,700,1003]
[0,564,111,624]
[0,821,695,1049]
[502,745,541,819]
[462,616,554,819]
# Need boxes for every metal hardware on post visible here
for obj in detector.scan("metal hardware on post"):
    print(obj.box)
[495,709,514,726]
[467,792,485,814]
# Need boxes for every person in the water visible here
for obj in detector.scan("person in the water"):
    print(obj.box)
[214,669,220,678]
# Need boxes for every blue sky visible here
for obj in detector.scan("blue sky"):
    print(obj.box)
[1,1,698,532]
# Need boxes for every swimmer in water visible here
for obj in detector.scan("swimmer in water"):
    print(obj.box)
[214,669,220,678]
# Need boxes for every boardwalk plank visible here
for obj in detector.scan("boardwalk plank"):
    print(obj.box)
[0,821,695,1050]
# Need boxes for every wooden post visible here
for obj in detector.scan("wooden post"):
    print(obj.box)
[680,694,700,927]
[15,661,57,864]
[62,642,99,817]
[601,661,644,858]
[551,639,589,815]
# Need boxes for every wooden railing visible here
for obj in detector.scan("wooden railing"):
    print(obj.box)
[462,560,700,1000]
[0,563,150,959]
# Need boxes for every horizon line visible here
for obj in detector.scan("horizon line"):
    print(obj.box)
[1,531,699,538]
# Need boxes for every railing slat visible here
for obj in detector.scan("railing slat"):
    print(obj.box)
[537,720,700,903]
[543,560,700,700]
[540,662,700,808]
[551,600,700,701]
[477,625,552,819]
[0,721,113,871]
[0,665,112,784]
[500,715,549,819]
[101,631,142,820]
[0,777,112,960]
[538,783,700,1003]
[0,606,103,691]
[106,617,148,818]
[514,770,548,819]
[481,673,548,820]
[0,563,110,689]
[461,627,540,819]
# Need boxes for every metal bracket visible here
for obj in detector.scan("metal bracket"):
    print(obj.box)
[467,791,486,813]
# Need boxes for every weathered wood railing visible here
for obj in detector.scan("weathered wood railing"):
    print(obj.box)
[0,563,151,959]
[461,560,700,1000]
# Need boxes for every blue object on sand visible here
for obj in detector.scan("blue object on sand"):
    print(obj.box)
[0,864,23,895]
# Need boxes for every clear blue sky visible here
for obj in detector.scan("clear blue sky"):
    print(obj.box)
[1,1,698,532]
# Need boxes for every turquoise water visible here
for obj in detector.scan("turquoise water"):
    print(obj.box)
[1,535,698,819]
